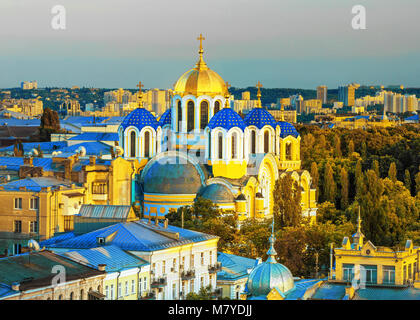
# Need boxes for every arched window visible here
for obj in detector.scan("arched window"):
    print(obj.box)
[69,292,74,300]
[130,131,136,157]
[177,100,182,131]
[218,133,223,159]
[286,143,292,160]
[200,101,209,129]
[80,289,84,300]
[264,131,269,153]
[214,101,220,115]
[187,101,194,132]
[251,130,256,154]
[231,133,237,159]
[58,294,63,300]
[144,131,150,158]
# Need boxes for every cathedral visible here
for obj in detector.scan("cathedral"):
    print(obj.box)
[118,35,317,222]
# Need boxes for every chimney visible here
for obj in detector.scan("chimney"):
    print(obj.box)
[89,156,96,166]
[98,264,106,271]
[11,282,20,291]
[23,157,33,166]
[164,219,168,229]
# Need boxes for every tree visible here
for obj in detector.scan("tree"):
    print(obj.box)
[416,171,420,196]
[333,135,342,158]
[186,285,214,300]
[38,107,61,141]
[36,144,43,158]
[310,162,319,201]
[347,139,355,156]
[166,198,238,252]
[355,159,363,197]
[388,162,397,183]
[340,167,349,209]
[273,174,302,228]
[372,160,380,178]
[13,140,24,157]
[323,162,336,204]
[404,169,411,193]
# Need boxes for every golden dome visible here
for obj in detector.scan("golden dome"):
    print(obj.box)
[173,34,228,97]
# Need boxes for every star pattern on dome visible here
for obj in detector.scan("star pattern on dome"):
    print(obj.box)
[120,108,158,131]
[207,108,246,131]
[158,109,172,127]
[244,108,276,129]
[278,121,299,138]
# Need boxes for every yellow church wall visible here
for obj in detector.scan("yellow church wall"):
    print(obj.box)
[211,160,247,179]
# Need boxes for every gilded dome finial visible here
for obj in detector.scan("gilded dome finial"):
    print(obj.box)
[195,34,208,70]
[224,81,231,108]
[256,81,263,108]
[136,81,144,108]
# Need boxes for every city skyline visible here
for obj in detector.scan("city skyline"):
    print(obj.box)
[1,0,420,88]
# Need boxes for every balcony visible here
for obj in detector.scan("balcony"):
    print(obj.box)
[151,276,167,288]
[208,262,222,273]
[139,292,156,300]
[181,269,195,280]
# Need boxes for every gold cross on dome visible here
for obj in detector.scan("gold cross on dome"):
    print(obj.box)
[136,81,144,94]
[225,81,231,90]
[197,34,205,52]
[256,81,263,90]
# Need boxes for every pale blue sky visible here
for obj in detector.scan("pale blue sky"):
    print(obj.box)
[0,0,419,89]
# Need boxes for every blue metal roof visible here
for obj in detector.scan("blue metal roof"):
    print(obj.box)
[0,157,54,171]
[207,108,246,131]
[120,108,158,131]
[69,132,119,142]
[39,232,76,247]
[217,252,257,281]
[78,204,132,219]
[312,282,346,300]
[158,109,172,127]
[406,114,419,121]
[58,142,112,156]
[0,141,67,154]
[278,121,299,138]
[284,279,325,300]
[243,108,277,129]
[0,118,40,127]
[45,220,219,252]
[60,245,148,272]
[0,177,76,192]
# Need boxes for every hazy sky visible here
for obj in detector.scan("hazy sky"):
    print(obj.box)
[0,0,419,89]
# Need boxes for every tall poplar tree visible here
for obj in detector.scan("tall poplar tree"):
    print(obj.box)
[340,167,349,209]
[323,162,336,204]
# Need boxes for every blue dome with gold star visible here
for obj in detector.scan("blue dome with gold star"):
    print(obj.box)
[244,108,277,129]
[278,121,299,138]
[207,108,246,131]
[120,108,158,131]
[158,108,172,127]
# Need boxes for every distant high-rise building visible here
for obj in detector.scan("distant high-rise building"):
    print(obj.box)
[290,94,304,113]
[242,91,251,100]
[20,81,38,90]
[338,84,357,107]
[384,91,418,113]
[317,85,328,104]
[142,89,172,116]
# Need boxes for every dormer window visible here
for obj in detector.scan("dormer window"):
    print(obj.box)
[97,237,105,244]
